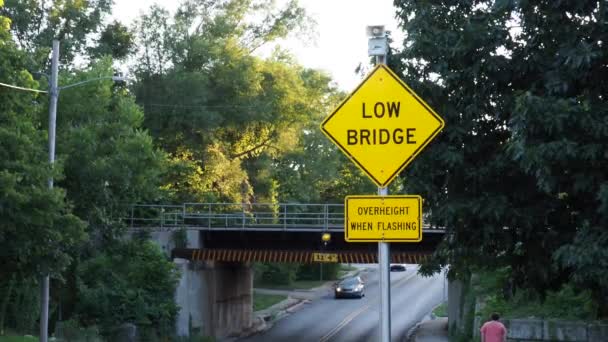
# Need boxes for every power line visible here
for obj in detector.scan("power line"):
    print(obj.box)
[0,81,48,93]
[143,103,265,109]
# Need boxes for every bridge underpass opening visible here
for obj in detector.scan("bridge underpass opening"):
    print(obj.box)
[172,227,443,264]
[129,202,445,339]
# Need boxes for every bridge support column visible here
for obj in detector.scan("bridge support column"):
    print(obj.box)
[202,261,253,338]
[174,259,206,337]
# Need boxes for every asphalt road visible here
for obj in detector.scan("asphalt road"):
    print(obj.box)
[241,265,445,342]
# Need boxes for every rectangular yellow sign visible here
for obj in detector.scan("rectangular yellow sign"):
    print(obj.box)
[345,195,422,242]
[312,253,338,263]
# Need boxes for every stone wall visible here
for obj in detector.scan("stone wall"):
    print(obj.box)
[503,319,608,342]
[451,273,608,342]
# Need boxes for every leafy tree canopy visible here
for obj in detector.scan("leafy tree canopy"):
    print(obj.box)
[89,20,134,60]
[392,0,607,314]
[131,0,344,204]
[0,0,112,67]
[54,58,167,242]
[0,1,86,279]
[75,239,180,334]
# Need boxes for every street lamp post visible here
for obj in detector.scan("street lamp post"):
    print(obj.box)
[40,40,129,342]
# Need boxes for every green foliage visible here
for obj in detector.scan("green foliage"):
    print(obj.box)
[90,20,134,60]
[172,229,188,249]
[254,263,299,286]
[0,277,39,335]
[130,0,339,204]
[56,318,103,342]
[254,262,343,288]
[74,240,180,336]
[433,303,448,318]
[0,335,38,342]
[472,270,597,321]
[296,263,340,281]
[393,0,608,315]
[0,0,86,280]
[55,59,166,241]
[252,263,269,286]
[0,0,112,67]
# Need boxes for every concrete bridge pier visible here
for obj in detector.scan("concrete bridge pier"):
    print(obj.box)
[202,261,253,338]
[170,230,253,339]
[174,259,253,338]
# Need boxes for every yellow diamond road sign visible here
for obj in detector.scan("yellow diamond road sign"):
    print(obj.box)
[321,64,445,187]
[345,195,422,242]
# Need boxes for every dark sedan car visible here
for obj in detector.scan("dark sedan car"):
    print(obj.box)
[390,264,407,272]
[334,276,365,299]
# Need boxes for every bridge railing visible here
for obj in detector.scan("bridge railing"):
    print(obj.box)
[128,204,185,229]
[125,202,441,232]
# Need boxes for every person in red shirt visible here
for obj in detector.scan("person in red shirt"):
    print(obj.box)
[480,312,507,342]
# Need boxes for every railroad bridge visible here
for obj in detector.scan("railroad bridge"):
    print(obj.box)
[126,202,445,338]
[128,202,444,263]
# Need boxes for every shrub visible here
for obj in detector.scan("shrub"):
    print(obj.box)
[296,263,340,280]
[0,277,40,335]
[55,318,103,342]
[74,239,180,337]
[258,263,298,286]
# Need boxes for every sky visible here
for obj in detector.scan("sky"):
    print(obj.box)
[112,0,405,91]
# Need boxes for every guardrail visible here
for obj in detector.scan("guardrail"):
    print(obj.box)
[125,202,441,232]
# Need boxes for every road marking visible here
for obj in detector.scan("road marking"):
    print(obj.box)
[319,304,371,342]
[318,270,419,342]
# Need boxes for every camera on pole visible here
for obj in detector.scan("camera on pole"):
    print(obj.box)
[366,25,388,57]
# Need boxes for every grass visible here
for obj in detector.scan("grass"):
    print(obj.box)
[338,264,358,278]
[0,335,38,342]
[433,302,448,317]
[253,293,288,311]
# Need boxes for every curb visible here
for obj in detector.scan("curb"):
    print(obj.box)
[406,314,432,342]
[239,297,308,339]
[406,301,448,342]
[406,315,449,342]
[286,299,311,313]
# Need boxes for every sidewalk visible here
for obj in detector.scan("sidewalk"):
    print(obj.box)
[408,317,449,342]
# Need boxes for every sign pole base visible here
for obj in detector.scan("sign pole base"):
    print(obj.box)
[378,186,390,342]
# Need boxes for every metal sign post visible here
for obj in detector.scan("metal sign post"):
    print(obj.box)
[319,25,444,342]
[378,186,391,342]
[374,32,391,342]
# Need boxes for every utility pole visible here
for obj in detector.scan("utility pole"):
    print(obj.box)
[368,25,391,342]
[40,39,59,342]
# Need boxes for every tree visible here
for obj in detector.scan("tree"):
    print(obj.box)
[89,20,134,60]
[75,239,180,337]
[0,2,86,332]
[0,0,112,67]
[130,0,334,204]
[392,0,608,314]
[54,58,167,242]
